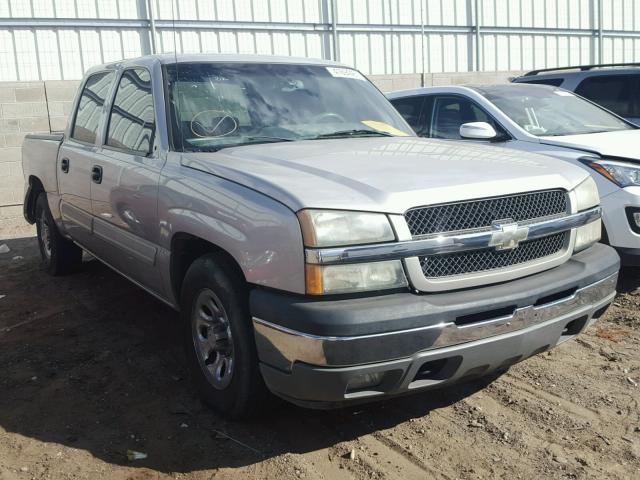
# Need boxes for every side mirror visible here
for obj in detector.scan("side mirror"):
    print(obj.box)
[459,122,497,140]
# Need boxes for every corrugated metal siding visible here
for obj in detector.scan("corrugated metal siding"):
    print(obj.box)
[0,0,639,81]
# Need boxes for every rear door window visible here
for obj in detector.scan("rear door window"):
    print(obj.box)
[390,96,425,134]
[106,68,156,154]
[71,71,115,144]
[575,75,639,117]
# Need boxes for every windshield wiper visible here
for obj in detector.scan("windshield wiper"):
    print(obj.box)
[188,136,295,152]
[243,135,296,142]
[310,129,395,139]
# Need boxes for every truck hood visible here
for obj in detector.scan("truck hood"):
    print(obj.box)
[539,130,640,161]
[182,137,588,213]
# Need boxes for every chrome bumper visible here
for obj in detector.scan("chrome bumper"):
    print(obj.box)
[253,272,617,369]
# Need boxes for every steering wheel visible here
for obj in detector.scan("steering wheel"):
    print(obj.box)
[312,112,346,124]
[190,110,239,137]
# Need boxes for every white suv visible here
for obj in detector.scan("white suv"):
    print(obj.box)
[388,83,640,265]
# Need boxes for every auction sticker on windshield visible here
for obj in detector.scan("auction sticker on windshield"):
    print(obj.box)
[362,120,410,136]
[326,67,366,81]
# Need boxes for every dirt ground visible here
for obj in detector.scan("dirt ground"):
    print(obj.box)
[0,235,639,480]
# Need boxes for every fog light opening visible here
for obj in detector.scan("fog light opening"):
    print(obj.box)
[624,207,640,234]
[345,372,384,393]
[561,315,589,338]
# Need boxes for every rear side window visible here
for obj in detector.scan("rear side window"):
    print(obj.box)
[71,71,115,144]
[575,75,638,117]
[518,78,564,87]
[106,68,155,154]
[390,96,425,133]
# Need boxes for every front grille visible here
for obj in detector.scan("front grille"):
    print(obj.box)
[420,232,567,278]
[405,190,568,237]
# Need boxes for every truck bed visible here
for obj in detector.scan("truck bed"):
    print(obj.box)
[22,133,64,195]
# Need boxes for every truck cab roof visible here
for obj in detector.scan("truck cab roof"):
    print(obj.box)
[85,53,345,75]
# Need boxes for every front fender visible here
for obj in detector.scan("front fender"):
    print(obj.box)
[159,166,306,296]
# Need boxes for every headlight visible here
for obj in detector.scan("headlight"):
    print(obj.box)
[305,260,407,295]
[582,158,640,188]
[571,177,601,252]
[298,209,395,247]
[573,176,600,211]
[574,218,601,252]
[298,209,406,294]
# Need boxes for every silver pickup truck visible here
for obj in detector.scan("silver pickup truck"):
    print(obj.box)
[22,54,619,418]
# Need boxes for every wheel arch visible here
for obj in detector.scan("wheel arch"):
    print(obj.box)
[23,175,46,224]
[170,232,247,305]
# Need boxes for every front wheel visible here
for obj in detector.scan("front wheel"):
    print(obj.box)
[180,253,270,419]
[35,193,82,275]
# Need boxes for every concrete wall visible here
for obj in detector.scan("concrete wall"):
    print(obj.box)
[369,71,523,92]
[0,80,79,238]
[0,70,519,239]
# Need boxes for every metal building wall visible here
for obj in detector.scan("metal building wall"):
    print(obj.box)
[0,0,639,81]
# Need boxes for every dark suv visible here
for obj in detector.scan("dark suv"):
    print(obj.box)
[512,63,640,125]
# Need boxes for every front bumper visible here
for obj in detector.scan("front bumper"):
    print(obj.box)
[601,187,640,264]
[251,243,619,408]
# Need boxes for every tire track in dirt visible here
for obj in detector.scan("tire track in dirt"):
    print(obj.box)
[477,370,638,478]
[362,432,449,480]
[259,414,360,480]
[499,374,602,423]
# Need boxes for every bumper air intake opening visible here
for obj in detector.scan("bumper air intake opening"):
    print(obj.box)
[592,304,610,320]
[534,287,577,306]
[560,315,589,340]
[455,305,516,327]
[409,356,463,389]
[344,369,403,398]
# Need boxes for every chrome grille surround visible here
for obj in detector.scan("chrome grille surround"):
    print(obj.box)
[405,190,571,284]
[405,189,569,237]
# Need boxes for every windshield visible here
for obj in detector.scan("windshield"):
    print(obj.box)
[477,86,633,137]
[165,62,413,151]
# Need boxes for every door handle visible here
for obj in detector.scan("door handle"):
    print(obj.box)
[91,165,103,184]
[60,158,69,173]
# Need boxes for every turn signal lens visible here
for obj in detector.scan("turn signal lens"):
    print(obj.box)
[305,260,407,295]
[574,218,601,252]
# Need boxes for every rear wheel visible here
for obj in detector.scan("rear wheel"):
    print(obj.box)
[180,253,270,419]
[35,193,82,275]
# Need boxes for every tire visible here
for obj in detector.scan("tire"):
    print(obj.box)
[180,252,270,419]
[35,192,83,276]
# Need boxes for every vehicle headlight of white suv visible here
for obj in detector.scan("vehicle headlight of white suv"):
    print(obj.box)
[582,157,640,188]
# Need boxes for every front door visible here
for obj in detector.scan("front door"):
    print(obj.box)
[428,95,503,140]
[89,67,165,294]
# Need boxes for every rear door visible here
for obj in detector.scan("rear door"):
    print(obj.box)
[89,67,165,294]
[58,71,115,246]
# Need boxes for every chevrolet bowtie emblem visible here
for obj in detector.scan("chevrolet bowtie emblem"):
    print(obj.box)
[488,219,529,251]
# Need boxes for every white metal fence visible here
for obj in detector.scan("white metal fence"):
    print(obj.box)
[1,0,640,81]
